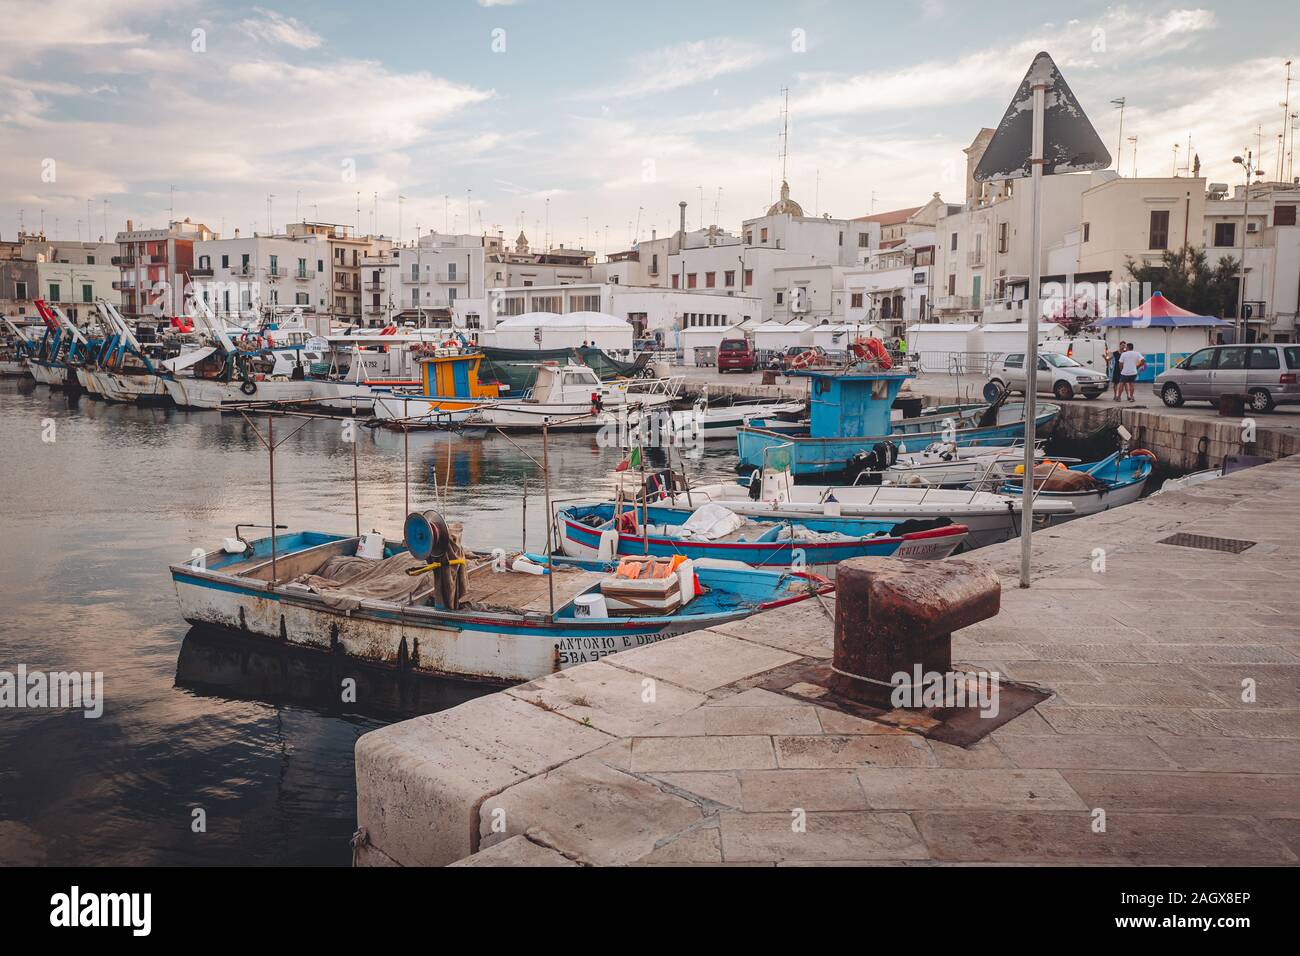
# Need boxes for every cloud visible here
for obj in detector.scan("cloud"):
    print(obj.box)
[237,8,324,50]
[589,37,771,100]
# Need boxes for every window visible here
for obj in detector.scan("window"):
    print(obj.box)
[1285,346,1300,369]
[838,232,843,246]
[947,274,956,295]
[914,271,926,285]
[448,287,457,302]
[317,259,324,273]
[1275,205,1297,227]
[850,292,864,308]
[570,294,601,311]
[49,283,60,301]
[14,281,26,299]
[297,293,309,305]
[1149,210,1170,250]
[269,254,278,275]
[760,228,768,243]
[705,272,716,288]
[223,290,231,312]
[687,273,697,289]
[1004,353,1024,368]
[411,264,419,281]
[1182,348,1214,370]
[411,289,419,308]
[1214,346,1247,369]
[1079,222,1088,244]
[744,270,753,285]
[724,270,735,287]
[221,254,229,269]
[775,291,784,305]
[650,253,659,275]
[299,258,308,277]
[672,274,680,289]
[950,233,958,251]
[241,253,250,271]
[858,233,869,248]
[86,255,94,265]
[1213,222,1236,247]
[1248,346,1280,369]
[744,232,752,244]
[81,284,93,303]
[447,263,457,281]
[916,249,933,266]
[270,289,279,305]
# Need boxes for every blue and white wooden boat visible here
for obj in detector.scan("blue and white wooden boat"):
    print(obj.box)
[557,502,968,577]
[735,367,1059,476]
[998,449,1155,520]
[169,527,830,684]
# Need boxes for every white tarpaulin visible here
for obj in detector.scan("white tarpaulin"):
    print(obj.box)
[160,346,217,371]
[678,503,746,540]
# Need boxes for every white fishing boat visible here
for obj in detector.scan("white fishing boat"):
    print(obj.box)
[656,394,806,441]
[881,440,1055,489]
[170,516,830,684]
[675,447,1075,549]
[460,363,680,432]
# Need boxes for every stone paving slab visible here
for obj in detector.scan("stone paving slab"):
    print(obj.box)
[354,456,1300,866]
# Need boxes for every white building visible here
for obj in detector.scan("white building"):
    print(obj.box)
[194,231,331,327]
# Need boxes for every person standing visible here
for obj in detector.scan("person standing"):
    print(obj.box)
[1117,343,1145,402]
[1108,341,1129,400]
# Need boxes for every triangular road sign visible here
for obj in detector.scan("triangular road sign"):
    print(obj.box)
[974,51,1111,183]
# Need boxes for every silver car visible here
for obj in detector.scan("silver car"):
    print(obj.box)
[1154,344,1300,413]
[985,351,1110,402]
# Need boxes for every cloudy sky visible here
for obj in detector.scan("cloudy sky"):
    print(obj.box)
[1,0,1297,254]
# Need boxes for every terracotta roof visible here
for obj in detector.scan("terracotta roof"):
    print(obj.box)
[853,206,922,226]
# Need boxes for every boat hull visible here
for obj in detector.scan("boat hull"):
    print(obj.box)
[737,404,1060,475]
[558,511,966,577]
[468,394,677,432]
[164,375,317,410]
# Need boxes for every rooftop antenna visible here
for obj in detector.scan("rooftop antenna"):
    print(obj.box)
[1111,98,1126,173]
[779,86,790,187]
[1127,135,1139,177]
[355,192,361,234]
[634,206,642,243]
[1279,59,1293,182]
[102,200,109,241]
[267,194,275,235]
[169,185,175,222]
[714,187,722,226]
[398,194,405,245]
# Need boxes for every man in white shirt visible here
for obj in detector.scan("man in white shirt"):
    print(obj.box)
[1117,346,1146,402]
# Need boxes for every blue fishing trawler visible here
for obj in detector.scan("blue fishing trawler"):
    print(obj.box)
[735,367,1059,476]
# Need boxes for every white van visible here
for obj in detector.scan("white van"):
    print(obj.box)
[1040,335,1107,371]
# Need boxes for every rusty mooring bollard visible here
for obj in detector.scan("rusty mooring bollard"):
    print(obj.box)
[829,556,1001,708]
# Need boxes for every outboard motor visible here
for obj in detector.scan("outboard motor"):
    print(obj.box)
[748,469,762,501]
[848,440,898,484]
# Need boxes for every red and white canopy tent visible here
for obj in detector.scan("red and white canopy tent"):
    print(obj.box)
[1096,292,1229,377]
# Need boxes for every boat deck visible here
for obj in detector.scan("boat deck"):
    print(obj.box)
[461,560,605,613]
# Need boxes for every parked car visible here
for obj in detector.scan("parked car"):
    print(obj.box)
[984,350,1110,401]
[769,345,831,371]
[717,337,757,373]
[1154,344,1300,412]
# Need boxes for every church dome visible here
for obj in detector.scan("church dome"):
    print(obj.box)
[766,180,804,217]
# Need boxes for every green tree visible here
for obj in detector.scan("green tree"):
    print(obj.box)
[1124,244,1239,317]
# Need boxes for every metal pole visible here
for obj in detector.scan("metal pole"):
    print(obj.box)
[403,425,410,523]
[522,474,528,554]
[353,427,361,537]
[269,414,278,586]
[542,422,555,619]
[1237,158,1250,344]
[1020,77,1046,589]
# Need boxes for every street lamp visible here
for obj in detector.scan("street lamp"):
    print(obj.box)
[1232,152,1262,343]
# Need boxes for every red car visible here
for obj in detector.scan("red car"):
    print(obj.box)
[717,337,756,373]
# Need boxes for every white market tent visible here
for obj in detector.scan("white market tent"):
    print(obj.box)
[812,322,888,357]
[487,311,634,351]
[751,320,813,353]
[905,323,982,372]
[680,323,746,367]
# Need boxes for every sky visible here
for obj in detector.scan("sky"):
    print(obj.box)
[1,0,1297,256]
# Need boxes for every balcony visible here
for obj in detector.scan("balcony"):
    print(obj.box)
[435,271,466,283]
[111,256,135,266]
[111,279,136,291]
[190,267,214,277]
[364,281,383,291]
[935,294,977,312]
[294,270,314,281]
[334,280,359,293]
[966,250,985,268]
[228,264,252,277]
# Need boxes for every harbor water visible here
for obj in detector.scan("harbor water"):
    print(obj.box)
[0,379,736,865]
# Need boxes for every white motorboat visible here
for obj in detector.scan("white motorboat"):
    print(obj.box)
[461,363,679,432]
[678,452,1075,550]
[656,395,806,442]
[882,440,1054,489]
